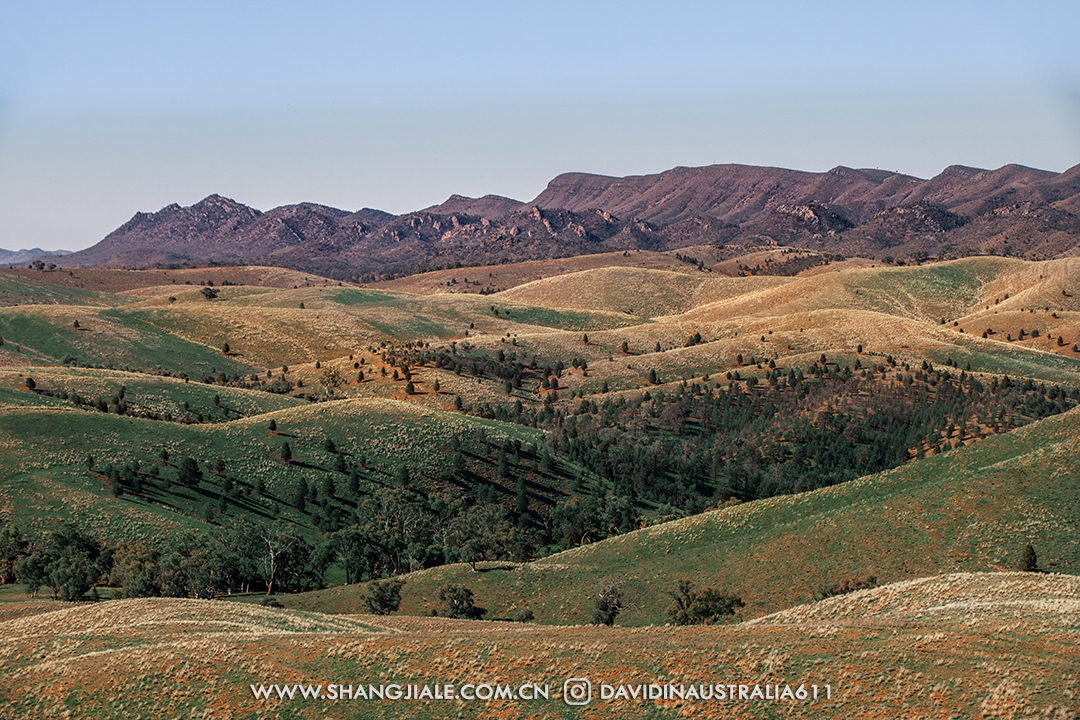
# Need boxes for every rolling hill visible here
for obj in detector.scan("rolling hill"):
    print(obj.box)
[1,250,1078,718]
[0,572,1076,719]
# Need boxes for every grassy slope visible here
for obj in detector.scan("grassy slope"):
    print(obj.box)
[0,304,254,375]
[498,267,790,318]
[0,273,129,308]
[0,382,548,544]
[100,285,640,368]
[1,573,1076,719]
[291,406,1080,625]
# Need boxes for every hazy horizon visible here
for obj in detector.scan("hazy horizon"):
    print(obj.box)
[3,1,1078,252]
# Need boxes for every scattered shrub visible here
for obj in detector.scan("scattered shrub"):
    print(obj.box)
[815,575,878,600]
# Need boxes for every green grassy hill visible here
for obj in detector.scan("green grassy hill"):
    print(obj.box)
[0,386,562,547]
[290,405,1080,625]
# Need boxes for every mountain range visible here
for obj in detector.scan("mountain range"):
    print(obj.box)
[44,162,1080,279]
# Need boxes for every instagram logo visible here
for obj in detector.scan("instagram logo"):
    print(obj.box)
[563,677,592,706]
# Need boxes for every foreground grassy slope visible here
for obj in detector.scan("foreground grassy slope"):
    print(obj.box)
[293,406,1080,624]
[1,573,1076,719]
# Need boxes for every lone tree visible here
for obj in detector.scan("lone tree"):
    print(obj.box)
[362,578,405,615]
[200,286,219,301]
[1021,544,1038,572]
[280,441,293,463]
[592,579,627,626]
[435,584,486,619]
[665,580,744,625]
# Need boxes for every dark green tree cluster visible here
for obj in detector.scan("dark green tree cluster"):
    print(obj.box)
[665,580,743,625]
[10,524,111,601]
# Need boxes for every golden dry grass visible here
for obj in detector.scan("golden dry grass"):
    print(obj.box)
[498,267,789,318]
[370,248,729,295]
[0,574,1076,719]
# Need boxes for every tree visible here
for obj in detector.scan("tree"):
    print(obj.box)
[24,377,36,391]
[280,442,292,463]
[582,333,589,343]
[592,579,626,626]
[450,504,512,570]
[621,341,629,354]
[177,457,202,488]
[200,286,219,300]
[436,584,486,619]
[222,342,230,354]
[72,319,80,328]
[333,527,381,584]
[15,553,48,597]
[1021,544,1038,572]
[515,475,528,514]
[665,580,743,625]
[320,367,344,390]
[362,578,405,615]
[43,524,111,601]
[268,419,277,432]
[259,525,309,595]
[292,479,307,511]
[0,525,27,584]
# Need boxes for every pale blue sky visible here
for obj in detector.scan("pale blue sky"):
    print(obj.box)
[1,1,1078,251]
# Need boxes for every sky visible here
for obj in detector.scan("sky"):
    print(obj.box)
[1,0,1078,252]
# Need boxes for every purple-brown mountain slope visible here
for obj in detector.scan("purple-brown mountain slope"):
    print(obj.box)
[52,161,1080,279]
[63,196,395,268]
[422,194,525,219]
[531,163,1072,226]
